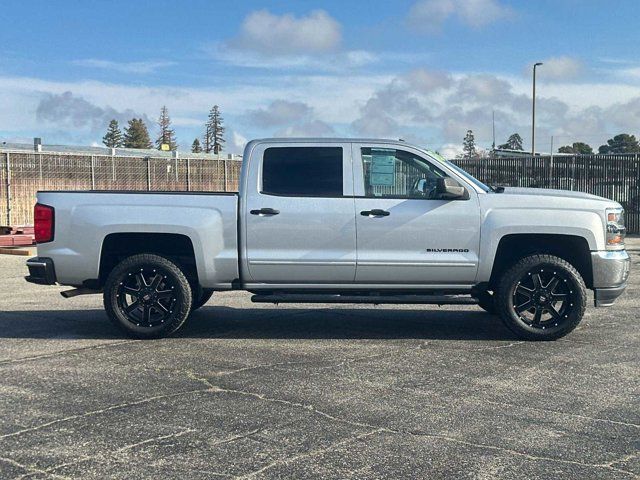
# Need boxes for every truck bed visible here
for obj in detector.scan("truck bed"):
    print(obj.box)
[35,190,240,288]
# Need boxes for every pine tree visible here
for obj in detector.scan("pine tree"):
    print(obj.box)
[203,123,212,154]
[204,105,225,154]
[191,138,202,153]
[498,133,524,151]
[123,118,152,149]
[155,106,177,151]
[102,119,123,148]
[462,130,477,159]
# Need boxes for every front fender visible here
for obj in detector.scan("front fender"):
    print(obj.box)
[477,208,602,283]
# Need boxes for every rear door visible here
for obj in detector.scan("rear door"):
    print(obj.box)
[243,142,357,283]
[352,143,481,285]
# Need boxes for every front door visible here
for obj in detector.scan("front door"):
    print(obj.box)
[244,142,357,283]
[352,144,481,285]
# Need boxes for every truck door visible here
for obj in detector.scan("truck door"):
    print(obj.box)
[243,142,357,283]
[352,144,481,285]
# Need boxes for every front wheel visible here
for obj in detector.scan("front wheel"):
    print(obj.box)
[103,254,193,339]
[495,254,587,341]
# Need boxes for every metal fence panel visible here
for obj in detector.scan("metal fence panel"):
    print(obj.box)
[454,154,640,234]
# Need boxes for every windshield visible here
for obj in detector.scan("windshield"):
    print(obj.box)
[446,162,492,193]
[419,148,492,193]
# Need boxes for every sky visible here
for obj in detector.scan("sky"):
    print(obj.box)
[1,0,640,157]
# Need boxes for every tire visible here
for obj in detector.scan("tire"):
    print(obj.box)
[475,289,496,314]
[495,254,587,341]
[103,254,193,339]
[192,288,214,311]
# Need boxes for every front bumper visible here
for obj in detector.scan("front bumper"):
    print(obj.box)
[25,257,57,285]
[591,250,630,307]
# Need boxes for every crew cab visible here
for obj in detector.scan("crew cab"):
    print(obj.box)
[26,138,630,340]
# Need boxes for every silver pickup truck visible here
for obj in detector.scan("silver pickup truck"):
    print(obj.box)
[26,138,630,340]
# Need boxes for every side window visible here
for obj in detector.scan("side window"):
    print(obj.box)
[262,147,343,196]
[361,148,449,199]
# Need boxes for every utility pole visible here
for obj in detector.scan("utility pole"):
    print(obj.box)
[492,110,496,151]
[531,62,543,156]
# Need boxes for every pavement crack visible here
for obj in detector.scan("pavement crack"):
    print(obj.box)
[0,388,210,441]
[385,429,639,477]
[604,452,640,468]
[37,429,197,476]
[483,399,640,429]
[1,455,70,480]
[235,428,384,479]
[208,385,376,431]
[114,428,196,452]
[206,384,639,478]
[213,351,391,377]
[0,340,140,366]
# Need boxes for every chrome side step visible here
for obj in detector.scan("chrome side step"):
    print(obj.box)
[251,294,478,305]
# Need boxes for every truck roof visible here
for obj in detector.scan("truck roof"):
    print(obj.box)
[249,138,418,148]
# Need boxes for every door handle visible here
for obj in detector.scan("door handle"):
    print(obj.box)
[360,209,390,217]
[250,208,280,215]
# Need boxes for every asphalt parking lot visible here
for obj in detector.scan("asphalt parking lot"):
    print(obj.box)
[0,245,638,480]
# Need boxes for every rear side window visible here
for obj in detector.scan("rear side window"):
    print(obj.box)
[262,147,343,196]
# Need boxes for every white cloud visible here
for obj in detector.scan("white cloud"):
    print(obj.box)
[36,91,147,132]
[231,130,247,153]
[73,59,175,74]
[351,68,640,155]
[536,56,583,80]
[276,120,334,137]
[230,9,341,56]
[439,143,464,159]
[408,0,512,32]
[244,99,334,137]
[2,64,639,156]
[246,100,313,127]
[210,46,377,71]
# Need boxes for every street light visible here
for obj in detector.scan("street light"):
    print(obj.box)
[531,62,543,156]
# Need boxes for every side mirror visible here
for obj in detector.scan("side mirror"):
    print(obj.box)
[436,177,469,200]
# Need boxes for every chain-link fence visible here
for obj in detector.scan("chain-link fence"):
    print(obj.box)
[0,151,242,226]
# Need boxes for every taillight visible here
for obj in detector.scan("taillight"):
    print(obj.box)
[34,203,55,243]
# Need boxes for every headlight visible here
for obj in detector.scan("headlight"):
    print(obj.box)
[605,208,626,249]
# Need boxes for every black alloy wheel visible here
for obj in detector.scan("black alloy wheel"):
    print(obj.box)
[496,254,586,340]
[104,254,192,338]
[117,268,178,327]
[512,268,574,329]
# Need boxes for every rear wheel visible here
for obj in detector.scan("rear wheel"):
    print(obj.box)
[495,254,586,341]
[103,254,192,339]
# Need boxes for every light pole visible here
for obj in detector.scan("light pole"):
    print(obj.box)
[531,62,543,156]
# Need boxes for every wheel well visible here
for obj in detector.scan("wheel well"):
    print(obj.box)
[99,233,197,287]
[489,234,593,289]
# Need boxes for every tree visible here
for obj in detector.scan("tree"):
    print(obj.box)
[102,119,123,148]
[155,106,177,151]
[598,134,640,154]
[558,142,593,154]
[498,133,524,151]
[123,118,152,149]
[204,105,225,154]
[191,138,202,153]
[462,130,477,158]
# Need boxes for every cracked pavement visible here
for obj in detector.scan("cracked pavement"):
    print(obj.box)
[0,244,639,479]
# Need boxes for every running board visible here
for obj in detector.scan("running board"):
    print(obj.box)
[251,294,478,305]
